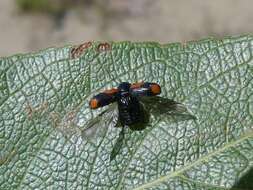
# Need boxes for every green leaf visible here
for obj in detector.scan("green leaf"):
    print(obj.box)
[0,35,253,190]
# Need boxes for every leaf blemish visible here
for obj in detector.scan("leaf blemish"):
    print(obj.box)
[97,42,111,52]
[25,104,33,119]
[64,111,78,125]
[70,41,92,59]
[50,110,81,137]
[25,102,49,119]
[49,111,61,128]
[0,150,16,166]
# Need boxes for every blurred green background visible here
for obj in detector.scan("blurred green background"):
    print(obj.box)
[0,0,252,56]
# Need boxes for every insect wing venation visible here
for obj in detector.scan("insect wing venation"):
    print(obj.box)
[81,103,119,140]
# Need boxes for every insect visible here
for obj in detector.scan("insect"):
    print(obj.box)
[82,82,195,160]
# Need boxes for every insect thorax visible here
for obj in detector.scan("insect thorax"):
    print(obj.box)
[117,93,143,126]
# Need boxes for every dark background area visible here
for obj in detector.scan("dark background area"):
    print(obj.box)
[0,0,252,56]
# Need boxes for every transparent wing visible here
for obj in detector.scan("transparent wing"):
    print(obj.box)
[139,96,196,120]
[81,103,120,140]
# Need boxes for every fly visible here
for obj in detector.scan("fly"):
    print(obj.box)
[82,82,195,161]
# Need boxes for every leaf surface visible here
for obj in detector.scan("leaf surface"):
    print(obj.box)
[0,36,253,190]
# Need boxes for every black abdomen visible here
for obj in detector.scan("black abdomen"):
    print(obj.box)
[117,93,143,126]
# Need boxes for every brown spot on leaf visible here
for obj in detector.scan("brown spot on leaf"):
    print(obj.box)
[97,42,111,52]
[25,102,49,119]
[0,149,16,166]
[65,111,77,123]
[25,104,33,119]
[71,41,92,59]
[50,109,81,139]
[49,112,61,128]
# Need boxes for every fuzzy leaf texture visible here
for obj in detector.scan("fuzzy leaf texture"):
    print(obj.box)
[0,35,253,190]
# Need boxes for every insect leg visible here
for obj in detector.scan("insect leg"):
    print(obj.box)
[110,126,125,161]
